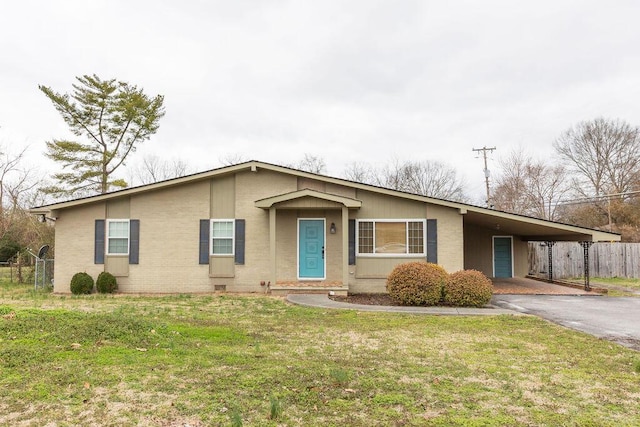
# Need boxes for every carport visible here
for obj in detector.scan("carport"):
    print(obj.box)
[461,207,620,291]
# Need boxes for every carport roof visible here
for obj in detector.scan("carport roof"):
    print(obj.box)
[462,208,619,242]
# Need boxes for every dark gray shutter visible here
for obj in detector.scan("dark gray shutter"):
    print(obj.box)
[199,219,210,264]
[95,219,105,264]
[427,219,437,264]
[348,219,356,265]
[129,220,140,264]
[235,219,245,265]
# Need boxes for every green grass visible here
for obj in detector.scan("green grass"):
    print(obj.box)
[2,280,640,425]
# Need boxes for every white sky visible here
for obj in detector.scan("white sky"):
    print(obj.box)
[1,0,640,203]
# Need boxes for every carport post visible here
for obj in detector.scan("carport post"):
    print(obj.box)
[581,241,594,291]
[546,241,555,283]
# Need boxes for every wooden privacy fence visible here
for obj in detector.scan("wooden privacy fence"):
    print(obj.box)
[528,242,640,279]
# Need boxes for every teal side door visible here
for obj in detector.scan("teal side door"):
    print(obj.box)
[493,237,513,278]
[299,220,325,279]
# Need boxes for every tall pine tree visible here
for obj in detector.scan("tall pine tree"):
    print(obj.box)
[39,74,165,198]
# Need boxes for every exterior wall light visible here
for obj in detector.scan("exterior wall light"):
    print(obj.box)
[330,222,337,234]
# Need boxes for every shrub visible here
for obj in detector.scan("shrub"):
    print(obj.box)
[70,272,94,295]
[444,270,493,307]
[386,262,448,306]
[96,271,118,294]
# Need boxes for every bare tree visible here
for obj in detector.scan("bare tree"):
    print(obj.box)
[491,149,531,214]
[400,160,468,201]
[128,155,191,186]
[292,154,326,174]
[492,149,570,220]
[374,158,406,190]
[4,169,42,211]
[342,161,377,184]
[554,117,640,197]
[526,163,571,220]
[343,158,468,202]
[0,144,53,264]
[552,118,640,237]
[219,153,249,166]
[0,145,28,217]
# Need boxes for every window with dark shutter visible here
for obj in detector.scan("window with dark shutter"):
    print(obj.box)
[129,220,140,264]
[348,219,356,265]
[426,219,437,264]
[235,219,245,265]
[199,219,210,264]
[95,219,105,264]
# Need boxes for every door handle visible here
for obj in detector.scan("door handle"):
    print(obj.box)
[322,246,325,259]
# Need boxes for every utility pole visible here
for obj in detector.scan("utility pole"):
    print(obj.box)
[472,146,496,208]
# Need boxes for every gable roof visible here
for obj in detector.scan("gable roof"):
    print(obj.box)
[30,160,621,242]
[255,189,363,209]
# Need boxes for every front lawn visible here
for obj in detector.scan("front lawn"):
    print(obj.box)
[1,281,640,426]
[567,277,640,296]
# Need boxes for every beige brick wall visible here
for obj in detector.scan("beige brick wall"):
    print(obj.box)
[324,210,343,283]
[53,203,106,293]
[427,205,464,273]
[350,278,388,294]
[349,197,465,292]
[106,198,130,218]
[356,257,424,278]
[513,238,528,277]
[234,169,298,291]
[356,190,426,218]
[275,210,297,281]
[125,180,211,293]
[51,166,481,294]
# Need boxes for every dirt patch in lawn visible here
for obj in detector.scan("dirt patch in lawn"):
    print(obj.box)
[329,294,400,305]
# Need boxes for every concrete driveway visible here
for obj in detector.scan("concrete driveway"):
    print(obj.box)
[492,294,640,351]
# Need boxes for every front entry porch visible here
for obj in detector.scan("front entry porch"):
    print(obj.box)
[269,280,348,296]
[255,188,362,296]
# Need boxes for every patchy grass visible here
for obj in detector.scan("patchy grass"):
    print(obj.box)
[2,280,640,426]
[568,276,640,296]
[590,277,640,289]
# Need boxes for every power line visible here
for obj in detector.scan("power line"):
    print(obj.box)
[537,190,640,231]
[559,190,640,204]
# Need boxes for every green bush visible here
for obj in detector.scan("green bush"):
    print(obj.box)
[70,272,94,295]
[96,271,118,294]
[386,262,448,306]
[444,270,493,307]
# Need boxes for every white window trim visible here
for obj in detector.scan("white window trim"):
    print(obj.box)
[356,219,426,258]
[210,219,235,256]
[106,219,130,256]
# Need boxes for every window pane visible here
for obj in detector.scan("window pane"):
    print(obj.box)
[408,221,424,254]
[358,221,373,253]
[212,221,233,238]
[108,238,128,254]
[212,238,233,254]
[107,221,129,254]
[108,221,129,238]
[375,222,406,253]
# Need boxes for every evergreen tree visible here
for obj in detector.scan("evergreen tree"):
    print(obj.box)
[39,74,165,197]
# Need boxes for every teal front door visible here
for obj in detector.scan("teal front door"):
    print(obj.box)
[299,219,325,279]
[493,237,513,278]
